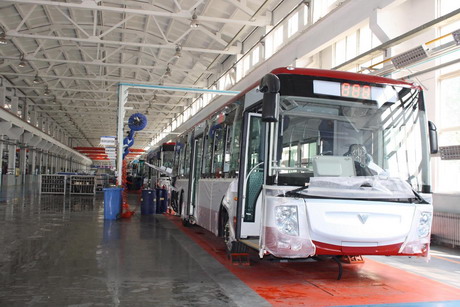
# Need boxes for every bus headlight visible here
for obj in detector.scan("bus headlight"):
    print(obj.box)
[275,205,299,236]
[418,212,432,238]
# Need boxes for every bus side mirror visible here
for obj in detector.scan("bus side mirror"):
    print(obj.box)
[428,121,438,154]
[259,73,280,122]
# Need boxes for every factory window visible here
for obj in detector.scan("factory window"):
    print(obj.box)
[312,0,340,23]
[437,75,460,192]
[334,25,382,69]
[288,12,299,38]
[265,34,274,59]
[252,46,260,66]
[303,3,310,26]
[273,25,284,51]
[243,55,251,75]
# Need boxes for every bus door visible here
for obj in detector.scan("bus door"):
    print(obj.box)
[237,112,265,239]
[186,134,204,219]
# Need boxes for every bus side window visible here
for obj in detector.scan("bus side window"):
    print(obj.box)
[184,136,192,177]
[223,125,232,177]
[229,105,243,177]
[202,134,212,178]
[212,127,224,178]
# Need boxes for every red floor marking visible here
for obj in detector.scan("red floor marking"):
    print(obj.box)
[167,215,460,306]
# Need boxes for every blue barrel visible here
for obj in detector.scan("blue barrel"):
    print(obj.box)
[156,188,168,213]
[103,187,123,219]
[141,189,156,215]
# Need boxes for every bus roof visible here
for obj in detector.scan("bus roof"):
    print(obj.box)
[270,67,417,88]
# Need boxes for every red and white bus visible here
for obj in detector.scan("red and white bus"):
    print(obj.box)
[156,67,437,259]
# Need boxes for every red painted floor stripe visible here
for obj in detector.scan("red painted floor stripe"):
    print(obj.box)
[167,215,460,306]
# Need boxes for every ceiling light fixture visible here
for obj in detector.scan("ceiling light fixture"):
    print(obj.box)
[174,45,182,58]
[0,33,7,45]
[33,73,41,84]
[190,9,199,28]
[18,55,27,68]
[453,29,460,45]
[165,65,172,77]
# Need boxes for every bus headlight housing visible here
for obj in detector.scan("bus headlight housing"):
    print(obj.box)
[275,205,299,236]
[418,211,432,238]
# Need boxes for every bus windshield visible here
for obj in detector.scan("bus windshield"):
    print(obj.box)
[276,86,425,193]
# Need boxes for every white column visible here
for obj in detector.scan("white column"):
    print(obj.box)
[42,152,47,173]
[11,97,19,115]
[31,148,37,175]
[0,137,4,186]
[30,109,37,126]
[37,116,43,130]
[22,100,28,121]
[7,144,16,175]
[19,146,27,181]
[0,86,5,108]
[49,153,54,174]
[37,150,42,174]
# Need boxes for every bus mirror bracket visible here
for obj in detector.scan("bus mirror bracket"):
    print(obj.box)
[428,121,438,154]
[259,73,280,122]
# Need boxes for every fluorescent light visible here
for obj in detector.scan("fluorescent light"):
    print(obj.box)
[33,74,41,84]
[18,55,27,67]
[0,33,7,45]
[190,9,199,28]
[174,45,182,58]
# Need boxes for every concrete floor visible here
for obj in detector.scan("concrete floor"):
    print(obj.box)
[1,184,459,307]
[0,185,269,306]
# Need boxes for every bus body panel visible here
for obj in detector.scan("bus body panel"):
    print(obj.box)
[306,199,416,246]
[195,178,233,236]
[261,187,432,258]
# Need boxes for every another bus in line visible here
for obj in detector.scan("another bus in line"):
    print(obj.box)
[152,67,437,259]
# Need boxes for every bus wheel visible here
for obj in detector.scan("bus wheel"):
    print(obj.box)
[182,218,191,227]
[223,218,233,252]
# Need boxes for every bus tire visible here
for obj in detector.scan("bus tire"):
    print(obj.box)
[182,218,191,227]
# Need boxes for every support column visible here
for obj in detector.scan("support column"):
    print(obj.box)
[22,100,28,121]
[55,155,59,173]
[7,144,16,175]
[0,85,5,108]
[11,97,19,116]
[48,153,53,174]
[0,136,4,187]
[37,150,42,174]
[56,155,61,173]
[19,146,27,182]
[30,109,37,127]
[31,148,37,175]
[37,116,43,130]
[42,152,47,174]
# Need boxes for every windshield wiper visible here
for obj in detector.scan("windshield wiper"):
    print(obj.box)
[281,193,419,203]
[411,190,429,204]
[283,186,309,197]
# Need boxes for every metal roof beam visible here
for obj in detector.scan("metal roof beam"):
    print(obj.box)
[0,72,204,88]
[1,55,216,74]
[4,0,267,27]
[6,31,240,55]
[19,95,191,106]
